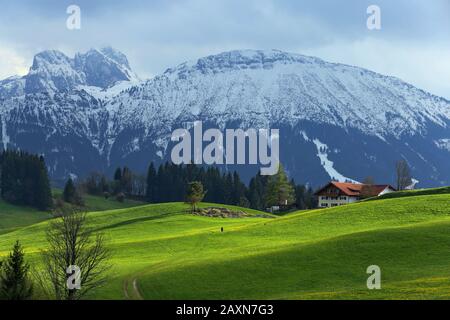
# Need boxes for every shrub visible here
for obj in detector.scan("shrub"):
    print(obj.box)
[116,192,125,203]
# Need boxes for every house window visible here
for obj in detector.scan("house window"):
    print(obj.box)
[331,203,338,207]
[340,196,347,200]
[321,203,328,207]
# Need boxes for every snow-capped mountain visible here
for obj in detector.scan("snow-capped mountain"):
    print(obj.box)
[0,47,138,99]
[0,48,449,187]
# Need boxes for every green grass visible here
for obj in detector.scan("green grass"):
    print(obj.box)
[52,189,145,212]
[0,200,51,235]
[0,191,144,236]
[366,186,450,201]
[0,193,449,300]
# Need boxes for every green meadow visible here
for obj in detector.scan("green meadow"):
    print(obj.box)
[0,189,449,299]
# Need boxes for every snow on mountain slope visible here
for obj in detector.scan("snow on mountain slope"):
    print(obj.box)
[435,139,450,152]
[74,47,139,89]
[1,47,138,99]
[25,50,85,94]
[0,75,25,99]
[0,48,448,186]
[112,50,448,138]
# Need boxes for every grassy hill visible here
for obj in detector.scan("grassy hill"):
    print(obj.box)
[0,191,144,235]
[52,189,145,212]
[0,193,449,299]
[366,186,450,201]
[0,201,51,235]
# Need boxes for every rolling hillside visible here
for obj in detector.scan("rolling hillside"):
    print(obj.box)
[0,193,144,235]
[0,193,449,299]
[366,186,450,201]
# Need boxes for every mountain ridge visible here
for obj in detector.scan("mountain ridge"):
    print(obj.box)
[0,48,448,187]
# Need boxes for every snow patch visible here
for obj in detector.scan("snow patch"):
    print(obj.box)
[312,138,359,183]
[1,116,10,150]
[405,178,419,190]
[300,131,358,183]
[78,79,139,101]
[69,173,78,181]
[434,139,450,152]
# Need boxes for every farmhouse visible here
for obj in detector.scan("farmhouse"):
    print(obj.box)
[315,182,395,208]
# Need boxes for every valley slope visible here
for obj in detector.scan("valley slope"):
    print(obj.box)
[0,192,449,299]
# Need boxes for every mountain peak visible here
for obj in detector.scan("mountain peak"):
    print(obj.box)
[0,47,449,187]
[74,47,137,88]
[99,47,131,70]
[26,50,82,94]
[32,50,71,66]
[163,49,327,78]
[20,47,138,94]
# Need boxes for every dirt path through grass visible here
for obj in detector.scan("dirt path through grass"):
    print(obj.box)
[123,277,143,300]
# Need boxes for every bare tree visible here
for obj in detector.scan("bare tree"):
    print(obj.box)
[361,176,376,198]
[396,160,412,190]
[132,173,147,197]
[36,209,110,300]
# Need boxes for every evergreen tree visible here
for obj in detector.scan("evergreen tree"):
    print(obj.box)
[0,241,33,300]
[247,171,267,210]
[145,162,157,202]
[232,171,246,205]
[294,183,306,209]
[156,164,167,202]
[223,172,234,204]
[100,176,109,193]
[238,196,250,208]
[113,167,122,181]
[0,151,52,210]
[35,156,52,210]
[121,167,133,194]
[112,167,123,194]
[264,164,296,208]
[63,178,76,203]
[305,187,317,208]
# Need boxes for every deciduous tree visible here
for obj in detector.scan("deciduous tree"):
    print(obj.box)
[185,181,206,213]
[396,160,412,190]
[37,210,110,300]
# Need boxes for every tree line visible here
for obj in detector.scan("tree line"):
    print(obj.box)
[0,148,412,212]
[72,162,317,211]
[0,150,52,210]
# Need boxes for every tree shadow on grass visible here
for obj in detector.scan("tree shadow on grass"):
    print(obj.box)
[93,210,187,232]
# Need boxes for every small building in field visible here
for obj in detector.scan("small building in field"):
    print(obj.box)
[314,181,396,208]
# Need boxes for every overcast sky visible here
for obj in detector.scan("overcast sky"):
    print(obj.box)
[1,0,449,98]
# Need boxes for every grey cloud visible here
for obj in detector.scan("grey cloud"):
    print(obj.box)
[0,0,449,97]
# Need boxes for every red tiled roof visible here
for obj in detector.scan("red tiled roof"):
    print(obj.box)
[331,182,363,196]
[315,181,395,197]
